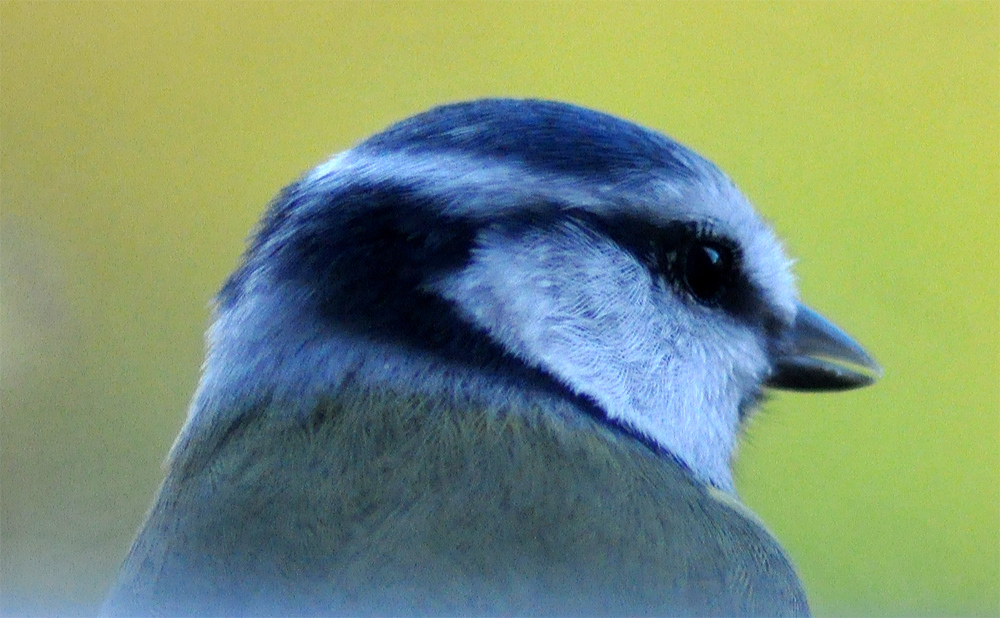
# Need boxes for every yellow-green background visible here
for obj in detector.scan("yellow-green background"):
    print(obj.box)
[2,2,997,615]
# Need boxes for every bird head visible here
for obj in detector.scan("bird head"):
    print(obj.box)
[183,99,880,493]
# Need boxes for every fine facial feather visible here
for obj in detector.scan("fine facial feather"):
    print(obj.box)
[434,217,769,492]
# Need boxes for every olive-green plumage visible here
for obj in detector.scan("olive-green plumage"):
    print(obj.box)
[105,381,808,616]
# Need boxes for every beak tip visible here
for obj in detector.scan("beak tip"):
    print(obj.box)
[767,304,882,393]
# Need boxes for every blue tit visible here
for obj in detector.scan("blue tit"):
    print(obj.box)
[102,99,880,617]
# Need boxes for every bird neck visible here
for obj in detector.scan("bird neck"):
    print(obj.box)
[174,292,740,494]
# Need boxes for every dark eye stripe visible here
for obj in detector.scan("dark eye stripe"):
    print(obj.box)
[563,211,780,336]
[227,177,785,367]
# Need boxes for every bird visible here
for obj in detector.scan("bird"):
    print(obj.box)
[102,99,881,617]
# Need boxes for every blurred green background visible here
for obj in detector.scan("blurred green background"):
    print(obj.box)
[1,2,997,616]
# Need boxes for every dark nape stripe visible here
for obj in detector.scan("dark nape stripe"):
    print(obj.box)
[224,181,597,413]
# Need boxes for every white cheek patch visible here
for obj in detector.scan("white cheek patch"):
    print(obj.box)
[434,223,771,492]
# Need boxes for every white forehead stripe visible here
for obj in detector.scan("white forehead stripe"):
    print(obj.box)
[306,148,797,321]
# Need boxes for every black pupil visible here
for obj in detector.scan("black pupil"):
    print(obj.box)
[682,241,731,304]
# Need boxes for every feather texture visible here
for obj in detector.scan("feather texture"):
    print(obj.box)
[105,381,807,616]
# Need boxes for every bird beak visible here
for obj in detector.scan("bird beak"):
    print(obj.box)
[765,303,882,392]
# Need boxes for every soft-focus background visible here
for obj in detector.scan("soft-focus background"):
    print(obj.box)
[2,2,997,616]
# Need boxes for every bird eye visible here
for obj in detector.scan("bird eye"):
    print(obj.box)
[680,240,733,305]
